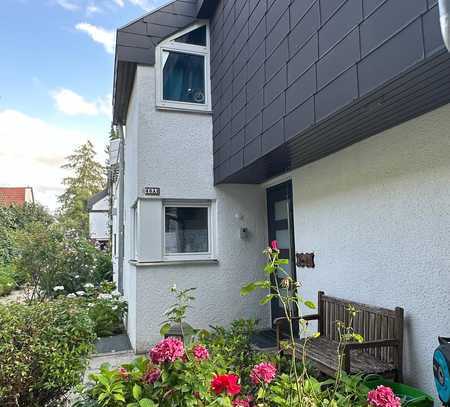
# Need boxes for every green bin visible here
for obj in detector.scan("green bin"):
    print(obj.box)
[363,375,434,407]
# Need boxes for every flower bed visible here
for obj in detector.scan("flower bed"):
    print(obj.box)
[78,243,407,407]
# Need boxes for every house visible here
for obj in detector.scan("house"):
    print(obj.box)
[111,0,450,396]
[87,189,110,250]
[0,187,34,206]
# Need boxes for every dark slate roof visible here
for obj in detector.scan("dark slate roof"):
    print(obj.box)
[113,0,201,124]
[87,189,108,211]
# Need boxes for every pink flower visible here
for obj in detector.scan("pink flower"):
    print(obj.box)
[270,240,279,251]
[233,395,253,407]
[368,385,401,407]
[149,337,185,364]
[211,374,241,396]
[250,362,277,385]
[143,368,161,384]
[193,344,209,361]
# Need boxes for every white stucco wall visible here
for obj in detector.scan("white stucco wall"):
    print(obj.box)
[123,70,140,348]
[89,211,109,240]
[290,104,450,397]
[122,65,270,352]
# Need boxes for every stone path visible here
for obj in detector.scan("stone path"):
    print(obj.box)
[0,289,26,304]
[85,350,137,379]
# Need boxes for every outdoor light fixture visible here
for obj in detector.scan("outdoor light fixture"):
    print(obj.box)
[439,0,450,51]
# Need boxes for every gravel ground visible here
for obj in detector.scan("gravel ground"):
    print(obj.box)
[0,289,26,304]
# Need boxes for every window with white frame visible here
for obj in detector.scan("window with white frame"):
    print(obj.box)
[163,201,213,259]
[156,23,211,112]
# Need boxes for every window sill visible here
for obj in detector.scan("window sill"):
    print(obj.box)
[156,104,212,114]
[129,259,219,267]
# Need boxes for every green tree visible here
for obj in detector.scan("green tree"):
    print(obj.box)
[58,141,106,235]
[0,203,53,265]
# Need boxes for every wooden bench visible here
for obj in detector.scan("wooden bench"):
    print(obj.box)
[275,291,404,381]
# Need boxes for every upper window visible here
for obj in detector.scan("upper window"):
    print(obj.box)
[156,23,211,112]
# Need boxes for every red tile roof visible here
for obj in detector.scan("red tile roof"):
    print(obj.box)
[0,187,33,206]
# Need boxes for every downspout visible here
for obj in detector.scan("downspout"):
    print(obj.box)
[117,124,125,294]
[439,0,450,51]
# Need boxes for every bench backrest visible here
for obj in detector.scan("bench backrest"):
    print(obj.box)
[317,291,404,364]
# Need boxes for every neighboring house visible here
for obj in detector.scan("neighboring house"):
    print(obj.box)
[0,187,34,206]
[87,189,109,250]
[111,0,450,396]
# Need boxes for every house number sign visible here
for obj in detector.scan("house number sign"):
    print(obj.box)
[296,252,315,268]
[143,187,160,196]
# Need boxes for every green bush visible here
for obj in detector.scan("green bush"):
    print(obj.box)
[0,298,96,406]
[14,223,113,299]
[0,264,17,296]
[0,203,53,266]
[63,281,127,337]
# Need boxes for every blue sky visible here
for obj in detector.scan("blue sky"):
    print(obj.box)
[0,0,166,209]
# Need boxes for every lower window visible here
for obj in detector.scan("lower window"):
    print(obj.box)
[164,205,210,256]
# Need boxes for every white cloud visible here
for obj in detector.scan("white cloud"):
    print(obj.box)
[86,4,102,16]
[55,0,80,11]
[113,0,125,6]
[75,22,115,54]
[0,110,106,211]
[51,88,112,117]
[128,0,156,11]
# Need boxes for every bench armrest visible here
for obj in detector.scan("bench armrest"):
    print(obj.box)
[273,314,319,326]
[274,314,319,348]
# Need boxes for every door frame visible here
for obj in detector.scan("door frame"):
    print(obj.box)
[266,180,297,325]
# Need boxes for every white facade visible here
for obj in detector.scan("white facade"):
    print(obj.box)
[111,19,450,400]
[286,104,450,396]
[89,195,109,241]
[121,64,270,352]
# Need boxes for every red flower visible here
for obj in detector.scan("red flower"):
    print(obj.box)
[270,240,279,251]
[211,374,241,396]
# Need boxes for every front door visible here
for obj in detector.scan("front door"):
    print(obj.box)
[266,181,296,324]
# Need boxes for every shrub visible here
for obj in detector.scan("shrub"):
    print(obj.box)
[0,264,16,296]
[63,281,127,337]
[0,203,53,266]
[15,223,112,299]
[0,298,96,406]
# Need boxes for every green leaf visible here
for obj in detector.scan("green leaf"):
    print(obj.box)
[352,333,364,343]
[240,282,256,296]
[304,300,316,309]
[264,264,276,274]
[159,323,171,337]
[139,399,157,407]
[260,294,275,305]
[133,383,142,401]
[277,259,289,265]
[254,280,271,289]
